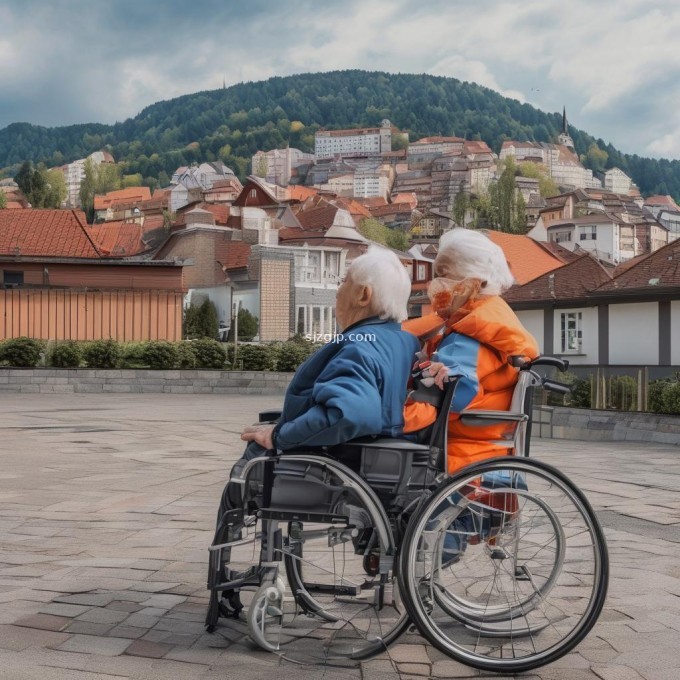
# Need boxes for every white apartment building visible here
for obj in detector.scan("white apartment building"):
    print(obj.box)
[251,147,314,186]
[603,167,633,195]
[546,216,637,264]
[61,150,114,208]
[315,120,393,159]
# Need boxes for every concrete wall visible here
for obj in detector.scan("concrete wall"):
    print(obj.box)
[609,302,659,365]
[516,310,543,353]
[671,300,680,365]
[533,406,680,445]
[0,369,292,395]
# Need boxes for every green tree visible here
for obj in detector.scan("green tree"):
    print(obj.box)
[358,217,388,245]
[453,185,469,226]
[44,167,67,207]
[80,158,121,220]
[386,228,409,251]
[254,153,268,178]
[0,191,6,209]
[122,173,144,187]
[582,143,608,172]
[228,308,258,341]
[517,161,559,198]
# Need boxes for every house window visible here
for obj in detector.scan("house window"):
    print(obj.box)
[560,312,582,353]
[580,226,597,241]
[3,271,24,288]
[249,189,257,199]
[296,307,305,335]
[551,231,572,243]
[417,264,427,281]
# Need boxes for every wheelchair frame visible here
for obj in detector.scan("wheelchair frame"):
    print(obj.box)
[205,356,609,673]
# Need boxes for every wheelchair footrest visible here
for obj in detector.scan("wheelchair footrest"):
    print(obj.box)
[210,565,262,592]
[260,508,348,524]
[302,581,361,597]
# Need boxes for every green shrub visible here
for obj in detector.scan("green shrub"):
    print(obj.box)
[50,341,82,368]
[119,342,148,368]
[569,377,592,408]
[238,344,276,371]
[661,382,680,415]
[143,341,179,370]
[238,308,258,341]
[191,338,227,369]
[608,375,638,411]
[648,378,671,413]
[275,341,311,372]
[0,337,43,367]
[176,342,196,369]
[184,299,219,339]
[83,339,121,368]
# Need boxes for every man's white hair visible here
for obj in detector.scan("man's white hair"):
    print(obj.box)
[436,229,515,296]
[348,245,411,322]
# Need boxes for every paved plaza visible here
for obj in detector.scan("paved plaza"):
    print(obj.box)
[1,393,679,680]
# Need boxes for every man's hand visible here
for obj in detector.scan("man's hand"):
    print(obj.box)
[424,361,450,390]
[241,424,275,450]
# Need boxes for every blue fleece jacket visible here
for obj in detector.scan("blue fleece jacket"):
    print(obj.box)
[273,317,420,450]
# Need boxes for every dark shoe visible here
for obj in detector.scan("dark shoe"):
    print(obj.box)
[219,590,244,619]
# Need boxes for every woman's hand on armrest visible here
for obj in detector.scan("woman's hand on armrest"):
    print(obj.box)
[424,361,449,390]
[241,424,275,450]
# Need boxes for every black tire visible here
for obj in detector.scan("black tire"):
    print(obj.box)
[398,457,609,674]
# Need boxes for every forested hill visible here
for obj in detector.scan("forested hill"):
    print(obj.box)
[2,70,679,198]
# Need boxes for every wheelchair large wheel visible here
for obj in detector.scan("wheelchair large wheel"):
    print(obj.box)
[231,456,410,664]
[398,457,608,673]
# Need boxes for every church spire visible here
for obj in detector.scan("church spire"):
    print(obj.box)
[558,105,574,150]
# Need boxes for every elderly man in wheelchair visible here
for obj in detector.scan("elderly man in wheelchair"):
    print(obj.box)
[206,235,609,674]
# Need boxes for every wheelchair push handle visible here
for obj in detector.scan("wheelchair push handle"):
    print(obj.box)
[511,355,570,373]
[542,379,572,395]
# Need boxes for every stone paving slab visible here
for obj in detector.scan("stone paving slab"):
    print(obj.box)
[1,393,679,679]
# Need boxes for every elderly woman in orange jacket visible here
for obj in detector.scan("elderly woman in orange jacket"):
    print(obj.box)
[404,228,540,475]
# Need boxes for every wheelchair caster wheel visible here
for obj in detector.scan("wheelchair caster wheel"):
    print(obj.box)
[206,624,216,633]
[247,578,286,652]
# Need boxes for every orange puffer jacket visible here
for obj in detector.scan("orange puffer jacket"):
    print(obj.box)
[403,296,539,474]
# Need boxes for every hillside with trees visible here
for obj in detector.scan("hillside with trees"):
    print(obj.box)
[1,70,679,199]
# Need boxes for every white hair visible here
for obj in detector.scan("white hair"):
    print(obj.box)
[436,229,515,296]
[348,246,411,322]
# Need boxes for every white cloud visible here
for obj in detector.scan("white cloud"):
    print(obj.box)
[2,0,680,159]
[430,55,525,102]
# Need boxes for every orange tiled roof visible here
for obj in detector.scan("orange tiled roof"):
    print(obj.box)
[482,230,565,285]
[286,186,318,202]
[369,202,414,218]
[335,197,371,219]
[504,254,612,304]
[0,209,101,258]
[415,136,464,144]
[93,187,152,211]
[141,214,164,233]
[297,205,339,231]
[356,196,388,208]
[202,203,230,225]
[89,221,146,256]
[218,241,251,270]
[597,239,680,292]
[644,194,680,211]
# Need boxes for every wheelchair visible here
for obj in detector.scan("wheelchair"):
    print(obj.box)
[205,356,609,674]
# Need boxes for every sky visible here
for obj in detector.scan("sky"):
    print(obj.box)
[1,0,680,159]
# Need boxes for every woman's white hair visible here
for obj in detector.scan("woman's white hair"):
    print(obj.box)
[348,245,411,322]
[436,229,515,296]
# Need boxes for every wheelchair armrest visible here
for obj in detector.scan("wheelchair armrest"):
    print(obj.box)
[458,410,528,427]
[344,436,431,452]
[259,409,282,423]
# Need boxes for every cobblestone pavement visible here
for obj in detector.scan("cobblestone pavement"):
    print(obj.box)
[0,393,678,680]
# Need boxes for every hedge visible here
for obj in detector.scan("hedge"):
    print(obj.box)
[0,338,322,373]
